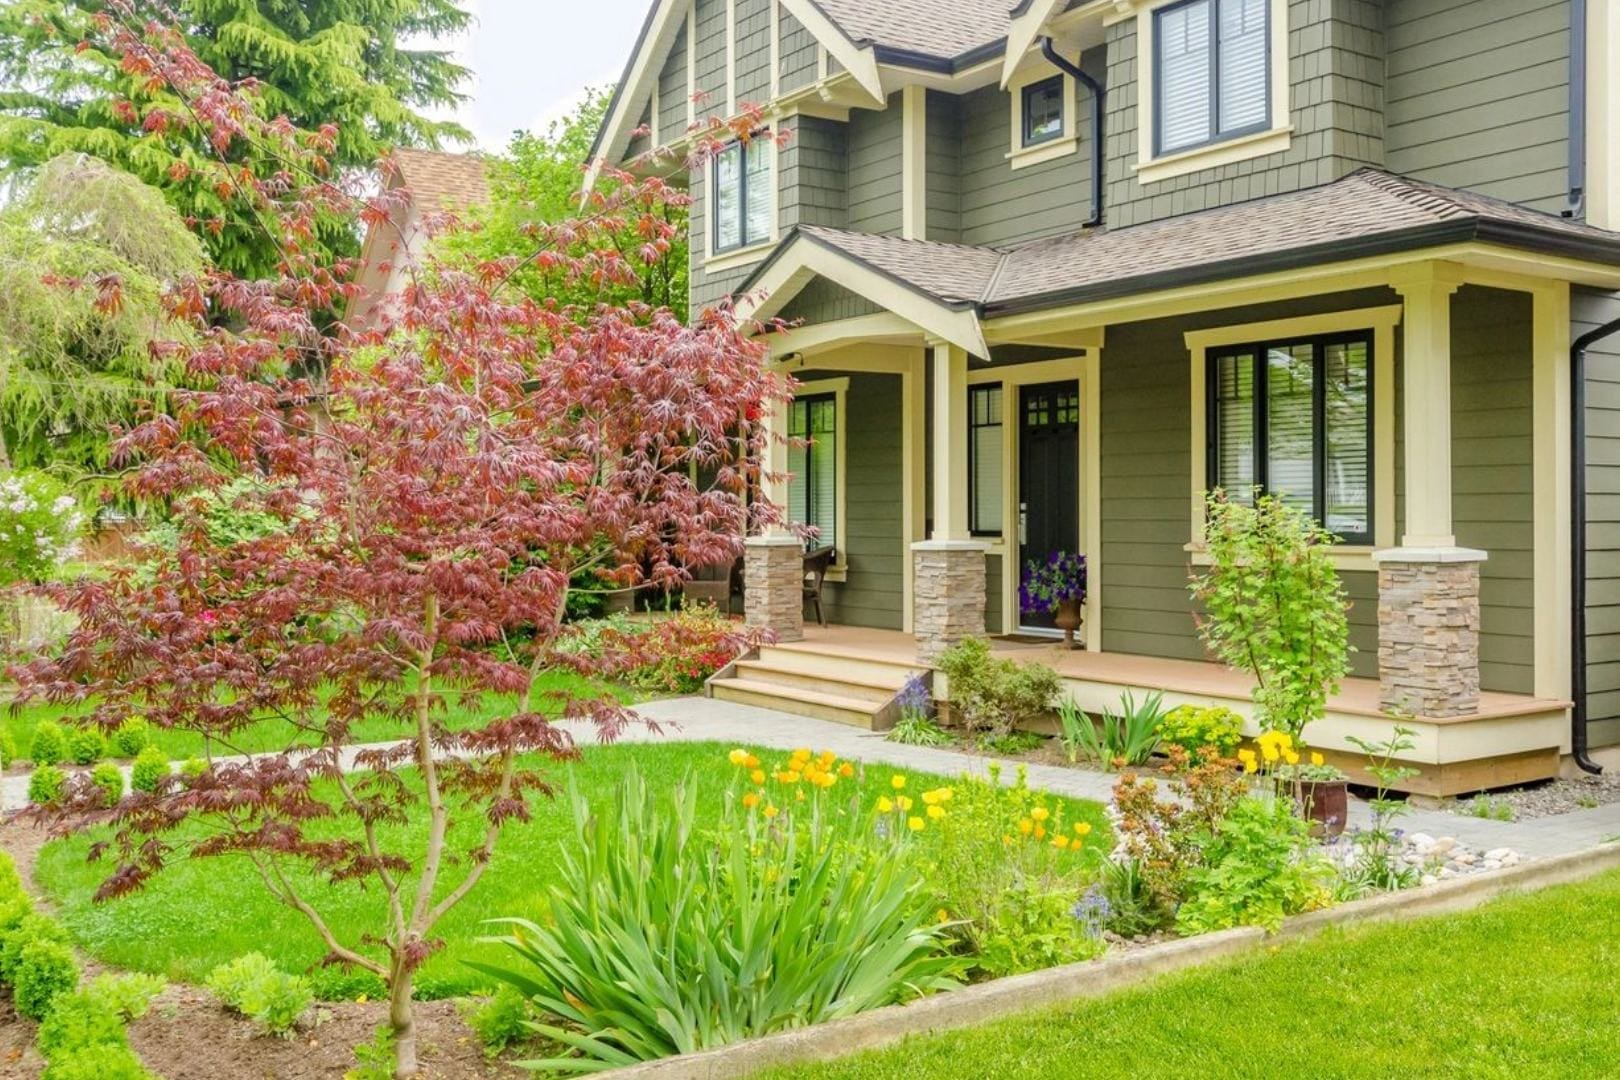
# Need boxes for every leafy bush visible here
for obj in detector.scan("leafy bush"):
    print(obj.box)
[0,729,16,768]
[89,763,124,807]
[65,727,105,766]
[0,470,85,586]
[475,762,960,1070]
[128,746,169,794]
[348,1025,396,1080]
[0,913,69,984]
[573,606,755,694]
[29,721,67,766]
[1058,690,1164,769]
[40,1043,153,1080]
[1159,704,1244,758]
[179,757,209,781]
[14,937,80,1019]
[1174,797,1333,934]
[1111,749,1251,914]
[1086,857,1170,939]
[35,989,128,1059]
[980,730,1046,756]
[86,972,167,1021]
[937,637,1060,744]
[462,984,530,1056]
[205,952,311,1036]
[28,764,67,807]
[110,718,152,758]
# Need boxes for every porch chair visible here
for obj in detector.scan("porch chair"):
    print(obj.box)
[802,544,836,627]
[683,555,740,614]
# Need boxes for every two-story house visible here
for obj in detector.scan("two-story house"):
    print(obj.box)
[589,0,1620,794]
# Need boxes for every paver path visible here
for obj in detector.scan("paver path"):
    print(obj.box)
[7,695,1618,857]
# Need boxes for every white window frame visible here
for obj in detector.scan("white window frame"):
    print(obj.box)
[704,126,779,273]
[786,377,848,580]
[1185,306,1402,571]
[1118,0,1290,186]
[1005,61,1080,170]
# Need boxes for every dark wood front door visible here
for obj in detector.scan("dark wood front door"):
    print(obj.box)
[1018,381,1080,631]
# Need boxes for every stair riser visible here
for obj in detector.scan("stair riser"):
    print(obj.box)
[711,684,878,729]
[731,663,896,704]
[757,646,920,688]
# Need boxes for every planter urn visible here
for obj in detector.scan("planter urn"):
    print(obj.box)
[1053,598,1083,650]
[1295,779,1349,838]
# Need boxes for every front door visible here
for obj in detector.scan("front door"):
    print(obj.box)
[1018,381,1081,633]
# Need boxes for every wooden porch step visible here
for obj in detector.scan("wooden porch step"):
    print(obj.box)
[710,677,888,729]
[755,643,923,688]
[730,661,899,704]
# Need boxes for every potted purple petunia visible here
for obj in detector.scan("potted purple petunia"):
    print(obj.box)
[1020,551,1088,649]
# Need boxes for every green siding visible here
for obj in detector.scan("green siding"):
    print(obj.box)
[846,96,904,236]
[1385,0,1571,213]
[1576,288,1620,747]
[778,116,847,232]
[780,10,819,93]
[735,0,772,106]
[925,91,962,243]
[777,279,881,325]
[656,20,688,145]
[694,0,727,105]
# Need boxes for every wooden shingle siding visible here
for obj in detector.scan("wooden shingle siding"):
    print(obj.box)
[657,20,688,144]
[778,116,848,232]
[846,96,904,236]
[1576,287,1620,746]
[779,8,819,94]
[736,0,773,106]
[777,279,882,324]
[925,91,963,243]
[627,101,652,159]
[1102,0,1385,229]
[694,0,727,106]
[1385,0,1571,213]
[819,372,905,630]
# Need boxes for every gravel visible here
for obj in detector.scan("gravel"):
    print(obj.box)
[1445,770,1620,821]
[1322,831,1525,884]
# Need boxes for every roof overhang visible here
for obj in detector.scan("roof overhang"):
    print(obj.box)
[739,230,991,358]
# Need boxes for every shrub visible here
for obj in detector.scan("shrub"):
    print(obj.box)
[65,727,105,766]
[29,721,67,766]
[577,606,756,694]
[462,984,530,1056]
[28,764,67,807]
[110,717,152,758]
[86,972,167,1021]
[179,757,209,781]
[0,729,16,768]
[0,470,85,587]
[128,746,169,794]
[0,913,69,984]
[937,638,1060,744]
[1058,690,1165,769]
[0,849,23,899]
[14,937,80,1019]
[1159,704,1244,759]
[1086,857,1171,939]
[89,763,124,807]
[40,1044,153,1080]
[1111,749,1251,914]
[205,953,311,1036]
[1174,796,1334,934]
[475,762,960,1070]
[35,989,128,1059]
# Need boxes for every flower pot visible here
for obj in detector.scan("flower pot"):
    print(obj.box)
[1295,779,1349,838]
[1053,598,1083,650]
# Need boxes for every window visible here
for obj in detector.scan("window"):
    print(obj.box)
[1207,332,1372,543]
[787,393,836,549]
[1021,76,1064,147]
[969,385,1004,535]
[712,137,772,254]
[1155,0,1269,156]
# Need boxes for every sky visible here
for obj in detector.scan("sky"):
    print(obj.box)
[433,0,653,153]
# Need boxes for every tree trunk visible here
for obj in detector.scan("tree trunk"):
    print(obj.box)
[390,961,418,1079]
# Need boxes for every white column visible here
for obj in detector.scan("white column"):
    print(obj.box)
[1392,264,1464,549]
[761,390,791,534]
[1532,281,1572,702]
[931,341,971,541]
[901,349,926,633]
[1588,1,1620,231]
[901,84,927,241]
[912,340,985,662]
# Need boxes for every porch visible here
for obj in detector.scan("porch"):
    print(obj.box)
[712,625,1570,797]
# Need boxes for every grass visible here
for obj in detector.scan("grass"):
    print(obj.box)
[759,867,1620,1080]
[32,740,1109,1001]
[2,668,624,761]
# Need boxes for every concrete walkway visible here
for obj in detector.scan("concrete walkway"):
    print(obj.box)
[8,694,1619,858]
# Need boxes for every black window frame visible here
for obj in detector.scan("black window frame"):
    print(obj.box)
[711,137,769,255]
[1020,75,1066,148]
[1205,330,1375,546]
[968,383,1004,537]
[1152,0,1272,158]
[787,391,837,545]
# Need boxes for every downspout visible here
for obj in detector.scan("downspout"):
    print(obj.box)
[1567,0,1587,217]
[1040,37,1105,228]
[1571,314,1620,774]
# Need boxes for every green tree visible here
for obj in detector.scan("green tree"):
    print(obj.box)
[441,88,689,319]
[0,0,472,277]
[0,153,202,480]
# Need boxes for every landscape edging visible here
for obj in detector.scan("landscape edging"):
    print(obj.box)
[605,842,1620,1079]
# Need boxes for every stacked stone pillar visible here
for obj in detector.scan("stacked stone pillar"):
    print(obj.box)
[1374,548,1486,717]
[743,535,805,642]
[911,540,986,664]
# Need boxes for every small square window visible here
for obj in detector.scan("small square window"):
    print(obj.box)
[1021,76,1064,147]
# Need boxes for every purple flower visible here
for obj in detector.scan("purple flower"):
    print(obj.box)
[896,673,932,719]
[1020,551,1088,615]
[1071,885,1112,938]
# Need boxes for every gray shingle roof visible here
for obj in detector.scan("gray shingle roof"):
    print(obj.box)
[776,170,1620,317]
[812,0,1012,61]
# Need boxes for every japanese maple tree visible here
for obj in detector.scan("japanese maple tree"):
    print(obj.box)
[7,5,787,1076]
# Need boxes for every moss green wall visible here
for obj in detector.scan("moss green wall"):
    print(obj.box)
[1576,287,1620,747]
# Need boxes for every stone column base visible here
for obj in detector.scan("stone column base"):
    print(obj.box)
[744,536,805,642]
[1374,546,1487,717]
[912,540,987,665]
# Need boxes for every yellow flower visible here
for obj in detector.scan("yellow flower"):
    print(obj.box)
[1001,835,1014,846]
[1261,743,1280,763]
[763,805,779,819]
[728,748,749,766]
[926,804,945,820]
[1283,751,1300,766]
[1073,822,1093,836]
[1244,757,1258,774]
[355,993,369,1004]
[1017,818,1034,836]
[838,762,855,778]
[1052,835,1070,849]
[1033,824,1047,840]
[750,769,766,785]
[890,774,907,790]
[742,792,759,809]
[776,770,801,784]
[922,790,941,806]
[907,816,925,832]
[819,750,838,769]
[877,796,894,813]
[936,908,950,924]
[1237,748,1256,763]
[1030,806,1050,822]
[744,754,759,768]
[796,790,805,802]
[939,788,954,802]
[1310,751,1325,767]
[896,795,914,812]
[792,747,811,762]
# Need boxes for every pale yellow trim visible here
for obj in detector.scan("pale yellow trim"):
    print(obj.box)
[901,84,927,241]
[777,343,919,374]
[777,0,884,100]
[702,123,779,270]
[1588,2,1620,231]
[788,377,849,577]
[582,0,694,194]
[931,342,972,541]
[1185,305,1402,551]
[816,42,828,82]
[1532,282,1573,702]
[704,241,775,274]
[902,350,926,632]
[1006,58,1080,162]
[767,313,924,358]
[762,389,790,535]
[1083,349,1102,650]
[1007,136,1080,170]
[1391,261,1466,548]
[1187,544,1381,572]
[769,0,781,101]
[686,3,697,128]
[1000,0,1071,88]
[725,0,737,116]
[986,325,1107,350]
[1131,0,1290,183]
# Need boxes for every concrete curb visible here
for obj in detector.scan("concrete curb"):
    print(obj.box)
[605,842,1620,1079]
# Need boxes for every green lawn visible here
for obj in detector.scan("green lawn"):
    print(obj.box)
[4,668,622,761]
[761,866,1620,1080]
[32,740,1109,1001]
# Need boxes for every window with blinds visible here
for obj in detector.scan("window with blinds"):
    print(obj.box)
[1155,0,1269,156]
[969,385,1004,535]
[713,137,771,254]
[787,394,837,548]
[1207,332,1372,544]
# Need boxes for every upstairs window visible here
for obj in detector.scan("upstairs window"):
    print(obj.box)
[713,137,772,254]
[1207,332,1372,544]
[1155,0,1269,156]
[787,393,837,549]
[1021,75,1065,147]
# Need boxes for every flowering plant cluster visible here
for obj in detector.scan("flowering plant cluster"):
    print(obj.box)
[1158,704,1243,759]
[0,471,85,587]
[1236,730,1347,784]
[1018,550,1087,615]
[573,607,765,694]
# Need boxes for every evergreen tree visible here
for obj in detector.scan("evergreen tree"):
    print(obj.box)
[0,0,472,277]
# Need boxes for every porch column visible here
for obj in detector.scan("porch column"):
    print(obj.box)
[912,340,985,663]
[1377,264,1485,717]
[745,393,805,641]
